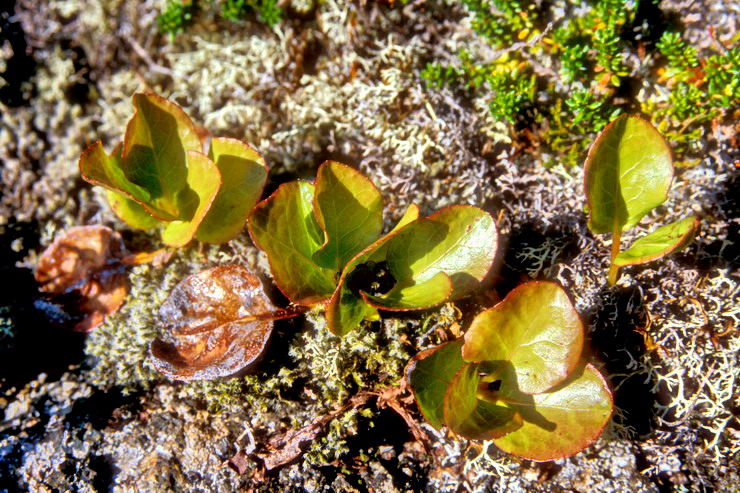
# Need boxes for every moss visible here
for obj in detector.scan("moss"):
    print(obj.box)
[157,0,198,37]
[294,312,413,403]
[302,407,362,466]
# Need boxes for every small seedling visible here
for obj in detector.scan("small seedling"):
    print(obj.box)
[407,282,613,461]
[247,160,498,336]
[79,93,268,247]
[150,264,306,381]
[584,114,699,284]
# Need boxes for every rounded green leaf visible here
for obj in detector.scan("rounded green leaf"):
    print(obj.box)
[161,151,222,247]
[196,138,268,244]
[385,205,497,299]
[493,363,613,461]
[79,140,167,217]
[389,203,420,234]
[248,181,336,304]
[584,115,673,234]
[105,189,158,230]
[362,271,452,310]
[406,339,465,429]
[462,282,584,395]
[101,143,158,229]
[312,161,384,272]
[444,363,523,440]
[121,93,202,220]
[325,203,421,336]
[614,216,699,266]
[326,286,377,337]
[345,203,423,273]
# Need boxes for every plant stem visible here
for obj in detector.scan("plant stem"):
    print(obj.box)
[608,224,621,285]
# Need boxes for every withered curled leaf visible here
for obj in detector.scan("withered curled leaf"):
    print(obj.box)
[35,225,129,332]
[150,265,304,381]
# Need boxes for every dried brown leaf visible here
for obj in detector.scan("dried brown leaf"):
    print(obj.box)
[121,248,175,267]
[227,450,252,476]
[35,225,129,332]
[150,265,302,381]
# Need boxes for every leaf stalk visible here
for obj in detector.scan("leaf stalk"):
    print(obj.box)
[608,223,621,285]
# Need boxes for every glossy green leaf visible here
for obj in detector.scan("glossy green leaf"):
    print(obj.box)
[614,216,699,266]
[389,203,420,234]
[363,271,452,310]
[493,363,613,461]
[196,138,268,244]
[161,151,222,247]
[406,339,465,429]
[385,206,497,299]
[584,115,673,234]
[248,181,336,304]
[345,203,423,272]
[325,286,377,337]
[121,93,202,220]
[105,189,158,230]
[462,282,583,395]
[79,140,160,216]
[325,203,421,336]
[312,161,384,272]
[102,143,158,230]
[444,363,523,440]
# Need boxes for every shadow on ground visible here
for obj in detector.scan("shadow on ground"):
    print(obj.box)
[588,285,659,439]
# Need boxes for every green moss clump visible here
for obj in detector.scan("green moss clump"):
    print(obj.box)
[157,0,199,38]
[176,366,304,416]
[422,0,736,167]
[292,312,414,404]
[302,407,363,466]
[220,0,283,27]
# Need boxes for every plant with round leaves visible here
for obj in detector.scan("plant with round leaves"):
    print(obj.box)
[584,114,700,285]
[247,160,498,336]
[406,282,613,462]
[79,93,268,247]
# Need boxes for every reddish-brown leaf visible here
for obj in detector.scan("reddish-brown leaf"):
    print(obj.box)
[121,248,175,267]
[35,225,129,332]
[150,265,302,381]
